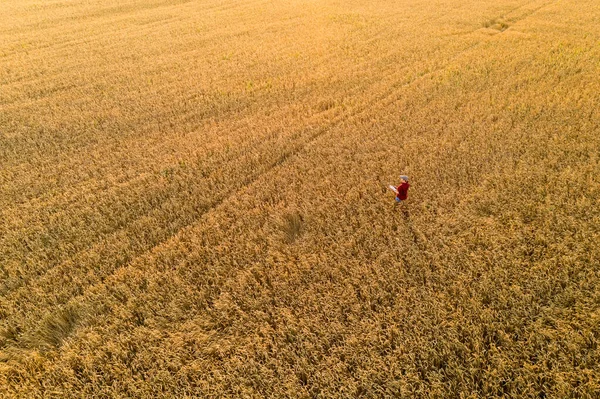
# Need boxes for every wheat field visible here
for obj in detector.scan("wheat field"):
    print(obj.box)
[1,0,599,397]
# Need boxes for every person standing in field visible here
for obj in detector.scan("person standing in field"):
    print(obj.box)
[394,175,410,203]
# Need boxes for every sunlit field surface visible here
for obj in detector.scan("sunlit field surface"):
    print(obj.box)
[1,0,599,397]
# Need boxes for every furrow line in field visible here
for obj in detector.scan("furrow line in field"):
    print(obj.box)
[1,19,409,275]
[498,0,552,20]
[1,75,390,286]
[504,0,562,23]
[2,0,500,349]
[0,44,410,338]
[0,32,442,297]
[2,68,396,306]
[2,32,494,354]
[361,0,549,114]
[101,57,573,377]
[41,36,514,366]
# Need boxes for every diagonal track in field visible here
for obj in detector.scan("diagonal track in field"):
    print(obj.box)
[0,73,400,336]
[2,25,507,354]
[41,40,523,361]
[503,0,563,24]
[56,0,573,351]
[0,9,421,300]
[84,11,591,370]
[445,0,559,36]
[0,0,540,352]
[0,13,408,303]
[7,10,472,260]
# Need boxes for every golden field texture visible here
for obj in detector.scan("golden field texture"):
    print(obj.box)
[1,0,600,397]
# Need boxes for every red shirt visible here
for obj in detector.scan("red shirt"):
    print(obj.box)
[396,182,409,200]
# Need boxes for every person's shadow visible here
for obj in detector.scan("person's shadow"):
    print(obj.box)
[402,207,410,219]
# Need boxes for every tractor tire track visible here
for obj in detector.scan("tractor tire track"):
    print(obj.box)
[0,11,416,300]
[1,29,495,358]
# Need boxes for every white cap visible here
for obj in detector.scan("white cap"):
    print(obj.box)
[400,175,409,182]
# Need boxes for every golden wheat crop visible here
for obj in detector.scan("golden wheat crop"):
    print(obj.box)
[1,0,599,397]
